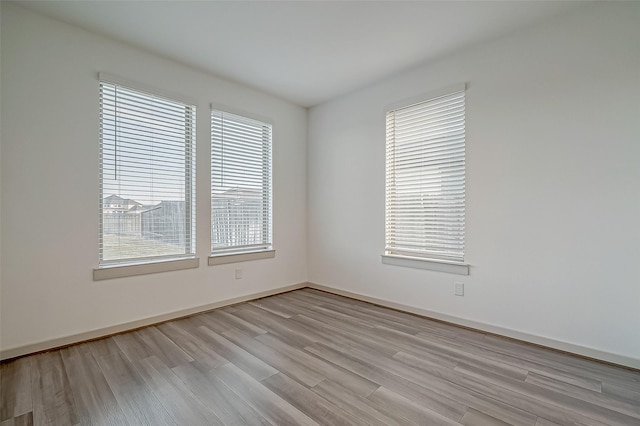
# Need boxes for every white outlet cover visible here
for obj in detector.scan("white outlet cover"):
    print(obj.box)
[235,269,243,279]
[454,282,464,296]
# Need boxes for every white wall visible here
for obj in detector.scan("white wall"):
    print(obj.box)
[308,2,640,362]
[0,3,307,354]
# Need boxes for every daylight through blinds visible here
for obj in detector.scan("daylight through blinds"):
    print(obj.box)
[211,110,272,254]
[385,89,465,262]
[99,80,196,265]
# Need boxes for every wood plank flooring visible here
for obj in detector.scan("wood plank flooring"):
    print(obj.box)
[2,288,639,425]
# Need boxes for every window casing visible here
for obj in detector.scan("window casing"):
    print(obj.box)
[385,87,466,264]
[210,110,272,256]
[99,79,196,267]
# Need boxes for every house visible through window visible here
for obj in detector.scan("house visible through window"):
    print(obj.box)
[211,110,272,256]
[385,86,466,264]
[99,79,196,266]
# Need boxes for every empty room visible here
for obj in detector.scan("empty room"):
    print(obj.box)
[1,1,639,425]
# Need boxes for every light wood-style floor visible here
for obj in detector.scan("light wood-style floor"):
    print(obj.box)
[2,289,639,426]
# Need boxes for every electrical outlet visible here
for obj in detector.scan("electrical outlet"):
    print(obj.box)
[235,268,243,280]
[454,282,464,296]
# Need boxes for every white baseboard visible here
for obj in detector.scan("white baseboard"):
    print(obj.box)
[0,282,306,361]
[4,281,638,371]
[307,282,640,371]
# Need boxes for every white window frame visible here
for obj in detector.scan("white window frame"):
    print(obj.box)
[208,107,274,266]
[94,73,198,280]
[382,84,469,275]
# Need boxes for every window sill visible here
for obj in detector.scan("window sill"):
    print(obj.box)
[93,257,199,281]
[381,254,469,275]
[208,249,275,266]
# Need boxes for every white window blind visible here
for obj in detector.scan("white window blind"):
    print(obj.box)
[211,110,272,255]
[385,88,466,263]
[99,80,196,266]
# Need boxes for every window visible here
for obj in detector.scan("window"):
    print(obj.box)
[98,77,196,268]
[210,109,273,262]
[384,85,467,273]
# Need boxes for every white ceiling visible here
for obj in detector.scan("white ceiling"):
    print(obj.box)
[15,1,587,107]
